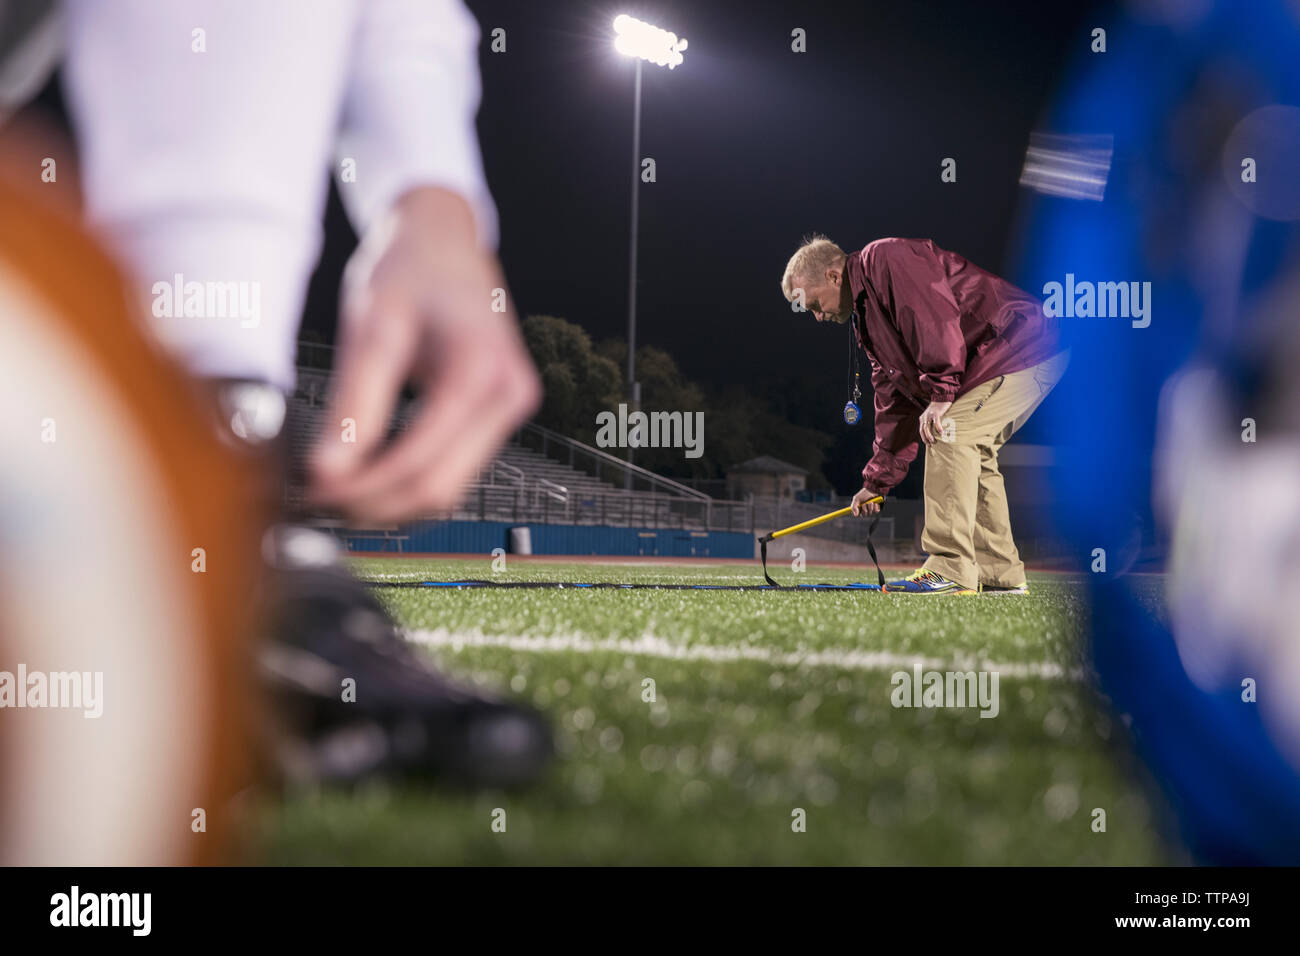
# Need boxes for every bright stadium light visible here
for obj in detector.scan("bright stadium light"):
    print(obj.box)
[613,14,687,483]
[613,14,688,69]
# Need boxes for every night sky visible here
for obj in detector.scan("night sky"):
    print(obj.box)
[473,0,1089,382]
[307,0,1093,445]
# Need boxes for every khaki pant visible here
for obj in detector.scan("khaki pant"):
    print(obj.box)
[920,351,1069,590]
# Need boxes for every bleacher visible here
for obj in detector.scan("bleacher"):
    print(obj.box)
[288,364,1069,561]
[287,367,752,535]
[494,441,619,503]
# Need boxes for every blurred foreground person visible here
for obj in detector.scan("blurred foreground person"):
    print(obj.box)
[1,0,549,863]
[0,165,261,864]
[60,0,549,789]
[1016,0,1300,863]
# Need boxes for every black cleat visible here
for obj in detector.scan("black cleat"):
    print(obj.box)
[260,525,552,788]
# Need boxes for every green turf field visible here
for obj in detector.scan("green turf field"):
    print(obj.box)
[255,558,1180,865]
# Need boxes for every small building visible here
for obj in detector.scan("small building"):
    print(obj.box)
[727,455,808,500]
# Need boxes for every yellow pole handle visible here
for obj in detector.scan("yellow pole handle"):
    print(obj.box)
[766,497,883,540]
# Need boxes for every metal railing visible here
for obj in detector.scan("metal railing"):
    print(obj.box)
[454,483,753,532]
[289,358,754,532]
[535,477,568,507]
[516,421,711,501]
[486,460,524,487]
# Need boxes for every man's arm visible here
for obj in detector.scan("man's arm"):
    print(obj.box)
[309,0,541,521]
[309,185,540,523]
[860,357,922,498]
[65,0,541,523]
[332,0,498,248]
[63,0,360,391]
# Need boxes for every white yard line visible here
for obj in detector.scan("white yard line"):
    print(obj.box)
[403,628,1085,680]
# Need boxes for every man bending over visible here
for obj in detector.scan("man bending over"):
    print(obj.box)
[781,236,1066,595]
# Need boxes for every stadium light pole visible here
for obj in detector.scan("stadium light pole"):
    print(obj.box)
[613,14,686,484]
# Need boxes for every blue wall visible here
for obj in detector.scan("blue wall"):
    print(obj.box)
[343,520,752,558]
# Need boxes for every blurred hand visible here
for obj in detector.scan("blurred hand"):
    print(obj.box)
[309,187,541,523]
[918,400,953,445]
[851,487,882,516]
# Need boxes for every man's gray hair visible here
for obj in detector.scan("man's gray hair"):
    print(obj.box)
[781,234,846,301]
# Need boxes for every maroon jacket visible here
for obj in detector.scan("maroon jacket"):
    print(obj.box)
[846,238,1060,494]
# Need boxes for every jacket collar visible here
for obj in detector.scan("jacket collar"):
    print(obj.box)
[842,247,869,348]
[842,247,867,307]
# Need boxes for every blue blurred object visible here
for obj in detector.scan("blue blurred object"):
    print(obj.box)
[1014,0,1300,863]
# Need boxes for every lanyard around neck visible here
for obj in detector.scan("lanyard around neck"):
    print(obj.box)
[844,318,862,425]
